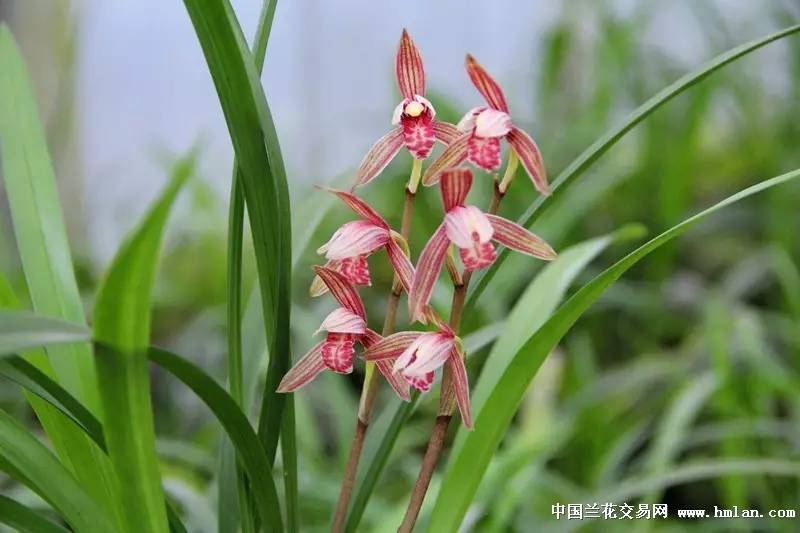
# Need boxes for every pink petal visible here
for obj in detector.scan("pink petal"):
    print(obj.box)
[446,351,473,428]
[316,307,366,335]
[401,333,456,375]
[456,107,485,133]
[421,132,471,186]
[385,238,415,294]
[473,108,512,138]
[408,224,450,322]
[354,128,404,188]
[506,126,549,195]
[396,29,426,99]
[465,54,509,112]
[405,371,435,393]
[376,360,411,401]
[485,214,557,260]
[444,206,494,249]
[313,266,367,319]
[432,121,461,145]
[362,331,423,361]
[321,332,357,374]
[317,220,389,260]
[459,240,496,271]
[360,328,383,349]
[319,188,388,228]
[467,135,502,171]
[440,168,473,212]
[310,257,371,297]
[401,113,436,160]
[277,342,326,392]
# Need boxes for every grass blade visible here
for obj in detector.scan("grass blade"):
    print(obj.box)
[467,24,800,311]
[0,495,70,533]
[0,310,89,355]
[429,168,800,531]
[93,154,195,533]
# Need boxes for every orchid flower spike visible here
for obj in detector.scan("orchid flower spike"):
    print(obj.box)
[353,29,460,189]
[278,267,411,400]
[423,55,549,195]
[362,316,473,428]
[310,188,414,298]
[409,168,556,321]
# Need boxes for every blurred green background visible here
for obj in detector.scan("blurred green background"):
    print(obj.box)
[2,0,800,531]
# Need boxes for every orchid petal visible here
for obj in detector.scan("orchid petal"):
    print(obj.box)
[474,108,512,138]
[386,238,415,294]
[414,95,436,118]
[401,113,436,160]
[315,307,366,335]
[458,240,496,271]
[405,371,435,392]
[360,328,383,349]
[321,332,357,374]
[391,100,406,126]
[310,257,371,297]
[392,335,426,373]
[402,333,455,375]
[506,126,549,195]
[396,29,426,99]
[444,205,494,248]
[277,342,326,392]
[432,120,461,145]
[421,132,471,186]
[376,360,411,401]
[465,54,509,112]
[446,351,473,428]
[467,135,502,171]
[362,331,423,361]
[317,220,389,260]
[319,187,388,228]
[313,266,367,319]
[354,128,404,188]
[486,214,557,260]
[440,168,473,211]
[456,106,485,132]
[408,224,450,322]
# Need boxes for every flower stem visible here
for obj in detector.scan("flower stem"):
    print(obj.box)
[331,171,418,533]
[399,176,506,532]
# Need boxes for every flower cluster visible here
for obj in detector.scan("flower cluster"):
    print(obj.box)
[278,29,556,429]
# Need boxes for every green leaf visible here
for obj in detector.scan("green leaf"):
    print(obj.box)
[148,346,284,532]
[0,310,89,356]
[0,495,71,533]
[429,168,800,531]
[93,154,195,533]
[0,409,114,532]
[467,23,800,311]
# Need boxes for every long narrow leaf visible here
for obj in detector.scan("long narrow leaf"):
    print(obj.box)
[429,168,800,531]
[93,154,194,533]
[0,310,89,355]
[0,495,70,533]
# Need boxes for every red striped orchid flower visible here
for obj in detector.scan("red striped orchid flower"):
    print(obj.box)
[409,168,556,322]
[278,266,410,400]
[310,188,414,297]
[353,29,459,188]
[362,316,472,428]
[423,55,549,195]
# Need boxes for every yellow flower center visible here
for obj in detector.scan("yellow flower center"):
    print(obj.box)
[404,101,425,117]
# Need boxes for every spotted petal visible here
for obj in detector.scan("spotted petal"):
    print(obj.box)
[317,220,389,260]
[319,188,388,228]
[467,135,502,171]
[486,214,557,260]
[440,168,473,211]
[396,29,425,99]
[401,113,436,160]
[321,332,357,374]
[506,126,549,195]
[277,342,326,392]
[354,128,404,188]
[422,132,471,186]
[313,266,367,319]
[465,54,509,112]
[315,307,366,335]
[408,224,450,322]
[406,371,435,392]
[309,257,371,297]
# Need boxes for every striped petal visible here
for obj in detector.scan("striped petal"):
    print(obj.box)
[408,224,450,322]
[386,238,415,294]
[506,126,549,195]
[354,128,404,188]
[486,214,557,260]
[433,120,461,145]
[376,360,411,401]
[309,257,371,297]
[440,168,473,211]
[446,351,473,429]
[313,266,367,319]
[317,220,389,260]
[422,132,471,186]
[315,307,366,335]
[362,331,423,361]
[319,188,388,228]
[467,135,502,171]
[465,54,509,112]
[277,342,326,392]
[400,332,456,376]
[396,29,425,99]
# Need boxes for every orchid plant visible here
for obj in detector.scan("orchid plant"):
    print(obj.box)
[277,28,556,532]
